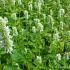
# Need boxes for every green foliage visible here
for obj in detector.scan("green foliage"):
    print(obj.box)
[0,0,70,70]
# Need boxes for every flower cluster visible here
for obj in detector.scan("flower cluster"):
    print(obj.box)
[0,17,13,53]
[53,28,60,41]
[34,0,44,13]
[33,18,44,32]
[28,0,33,11]
[24,10,29,19]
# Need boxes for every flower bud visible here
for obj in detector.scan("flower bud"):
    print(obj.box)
[28,0,33,11]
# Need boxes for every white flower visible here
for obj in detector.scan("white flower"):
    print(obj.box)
[34,18,40,24]
[28,0,33,11]
[4,17,8,23]
[12,27,18,36]
[24,10,29,19]
[3,26,13,51]
[60,21,64,30]
[48,15,54,29]
[37,23,44,32]
[34,0,44,13]
[66,53,69,59]
[32,26,36,33]
[34,2,37,9]
[48,15,54,24]
[0,41,4,48]
[37,0,44,5]
[59,8,65,17]
[53,32,60,41]
[0,17,8,25]
[56,53,61,61]
[36,56,42,63]
[0,32,4,48]
[11,13,17,20]
[37,2,42,13]
[7,46,13,54]
[53,29,60,41]
[34,18,44,32]
[18,0,22,5]
[50,9,53,16]
[64,52,69,60]
[0,17,13,53]
[0,17,3,22]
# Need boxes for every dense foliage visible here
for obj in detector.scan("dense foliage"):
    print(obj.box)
[0,0,70,70]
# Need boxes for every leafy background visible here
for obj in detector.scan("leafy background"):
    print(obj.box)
[0,0,70,70]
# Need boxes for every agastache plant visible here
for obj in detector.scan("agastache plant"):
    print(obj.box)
[24,10,29,19]
[0,17,13,54]
[28,0,33,11]
[34,18,44,32]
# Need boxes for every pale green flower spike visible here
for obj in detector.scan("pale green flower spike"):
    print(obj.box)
[0,16,13,54]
